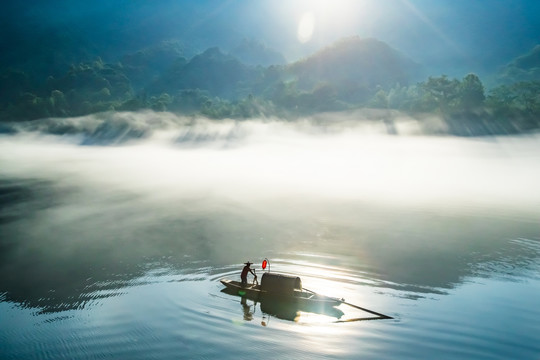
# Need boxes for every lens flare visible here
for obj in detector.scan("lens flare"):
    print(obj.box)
[297,12,315,43]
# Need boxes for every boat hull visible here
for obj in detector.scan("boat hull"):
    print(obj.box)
[220,279,342,307]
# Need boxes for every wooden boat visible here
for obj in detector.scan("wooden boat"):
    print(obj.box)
[221,269,393,322]
[220,272,343,307]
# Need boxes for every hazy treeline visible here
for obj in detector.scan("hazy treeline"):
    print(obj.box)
[1,37,539,136]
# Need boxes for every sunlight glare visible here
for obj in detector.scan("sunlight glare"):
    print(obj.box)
[297,12,315,43]
[291,0,366,44]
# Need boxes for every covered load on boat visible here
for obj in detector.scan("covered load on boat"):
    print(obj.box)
[260,273,302,296]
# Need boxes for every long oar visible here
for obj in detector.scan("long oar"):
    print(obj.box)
[341,299,393,319]
[303,287,393,320]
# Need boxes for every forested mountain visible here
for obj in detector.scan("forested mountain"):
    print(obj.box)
[288,37,422,103]
[149,47,258,99]
[0,36,424,119]
[121,41,187,91]
[290,37,421,91]
[1,34,540,135]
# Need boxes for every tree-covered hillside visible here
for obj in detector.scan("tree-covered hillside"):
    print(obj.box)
[290,37,421,95]
[1,36,539,136]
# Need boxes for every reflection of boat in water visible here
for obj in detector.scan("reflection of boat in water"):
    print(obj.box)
[220,272,345,321]
[226,287,346,322]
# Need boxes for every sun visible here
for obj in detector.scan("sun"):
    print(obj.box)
[297,12,316,43]
[295,0,361,44]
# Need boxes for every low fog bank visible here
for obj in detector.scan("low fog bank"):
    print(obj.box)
[1,110,539,211]
[1,108,535,145]
[1,109,444,145]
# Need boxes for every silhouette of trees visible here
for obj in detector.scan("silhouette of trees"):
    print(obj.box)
[459,73,485,110]
[420,75,461,113]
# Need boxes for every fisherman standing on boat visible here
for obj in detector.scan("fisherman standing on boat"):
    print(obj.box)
[241,261,256,286]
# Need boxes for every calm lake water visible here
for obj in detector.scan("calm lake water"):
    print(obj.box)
[1,115,539,359]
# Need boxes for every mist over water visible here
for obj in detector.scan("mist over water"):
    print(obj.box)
[2,111,539,208]
[1,111,539,359]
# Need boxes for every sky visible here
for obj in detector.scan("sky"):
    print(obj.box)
[2,0,540,76]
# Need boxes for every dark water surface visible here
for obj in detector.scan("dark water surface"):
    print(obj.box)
[1,118,539,359]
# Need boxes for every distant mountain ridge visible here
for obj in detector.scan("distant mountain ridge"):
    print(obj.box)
[495,44,540,84]
[150,47,258,99]
[287,37,422,102]
[229,39,287,67]
[511,45,540,70]
[139,37,424,106]
[291,37,421,88]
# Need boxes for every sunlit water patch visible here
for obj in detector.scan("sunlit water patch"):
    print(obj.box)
[1,254,539,359]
